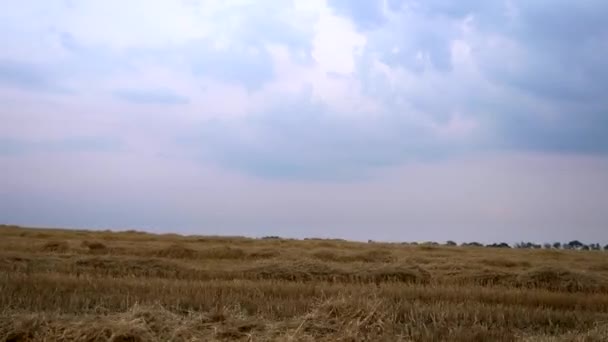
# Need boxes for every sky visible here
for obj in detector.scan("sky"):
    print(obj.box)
[1,0,608,244]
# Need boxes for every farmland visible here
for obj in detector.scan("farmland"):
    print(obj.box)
[1,225,607,341]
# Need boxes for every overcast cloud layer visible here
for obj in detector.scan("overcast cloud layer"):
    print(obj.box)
[1,0,607,243]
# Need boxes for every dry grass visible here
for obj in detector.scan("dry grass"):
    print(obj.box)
[312,248,395,263]
[517,266,606,292]
[1,225,608,341]
[40,240,69,253]
[82,240,108,252]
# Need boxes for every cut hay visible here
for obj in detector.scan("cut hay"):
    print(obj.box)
[248,248,281,259]
[516,267,606,292]
[363,264,431,284]
[311,249,394,263]
[244,260,430,284]
[155,244,198,259]
[479,257,531,268]
[41,241,69,253]
[455,269,518,287]
[199,246,247,260]
[81,240,108,252]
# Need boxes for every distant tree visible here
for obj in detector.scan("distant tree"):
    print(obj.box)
[590,243,601,251]
[567,240,584,249]
[445,240,457,246]
[543,243,552,249]
[552,242,562,249]
[487,242,510,248]
[462,242,483,247]
[515,242,541,249]
[604,244,608,251]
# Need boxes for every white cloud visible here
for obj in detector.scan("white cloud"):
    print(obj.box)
[311,4,366,75]
[58,1,213,49]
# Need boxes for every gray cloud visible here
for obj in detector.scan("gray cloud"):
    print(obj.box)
[189,42,275,91]
[0,60,71,93]
[328,0,386,30]
[184,92,468,180]
[0,137,121,156]
[328,0,608,159]
[1,1,314,92]
[167,2,314,89]
[114,88,189,105]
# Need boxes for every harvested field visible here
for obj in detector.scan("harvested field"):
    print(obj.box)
[1,225,608,341]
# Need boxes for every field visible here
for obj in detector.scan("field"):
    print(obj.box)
[1,225,608,341]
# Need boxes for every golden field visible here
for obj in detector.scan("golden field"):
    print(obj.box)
[1,225,608,341]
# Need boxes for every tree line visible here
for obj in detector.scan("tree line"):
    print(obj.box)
[440,240,608,250]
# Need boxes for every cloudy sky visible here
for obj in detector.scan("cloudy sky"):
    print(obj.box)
[1,0,608,243]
